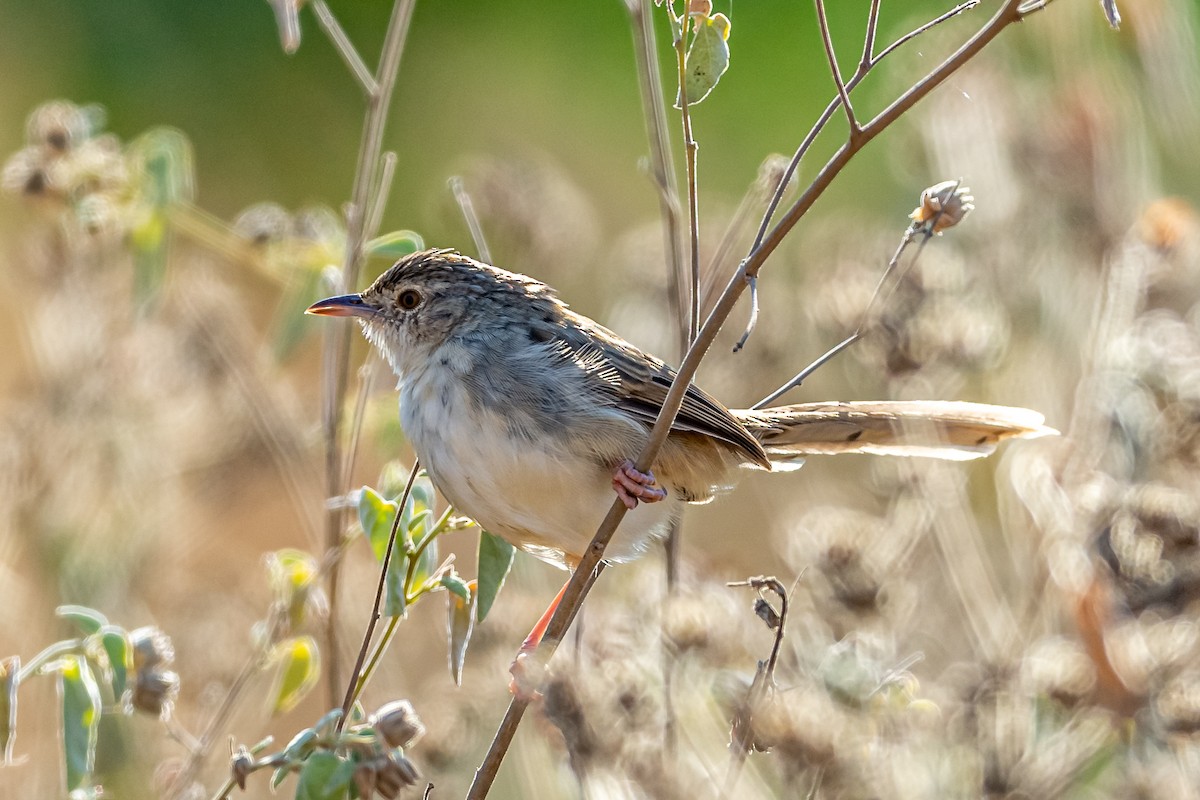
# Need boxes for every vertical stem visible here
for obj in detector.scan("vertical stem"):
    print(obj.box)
[627,0,687,355]
[674,8,701,342]
[814,0,859,135]
[321,0,417,707]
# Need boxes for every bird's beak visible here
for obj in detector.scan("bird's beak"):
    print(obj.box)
[305,294,378,318]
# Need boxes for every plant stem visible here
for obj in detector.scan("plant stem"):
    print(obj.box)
[815,0,859,136]
[319,0,416,707]
[674,6,701,343]
[626,0,686,354]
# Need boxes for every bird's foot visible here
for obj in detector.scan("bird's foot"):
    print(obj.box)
[612,460,667,510]
[508,645,547,702]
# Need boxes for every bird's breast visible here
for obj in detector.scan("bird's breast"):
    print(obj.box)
[398,360,676,568]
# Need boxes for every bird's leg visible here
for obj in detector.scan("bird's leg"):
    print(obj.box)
[612,459,667,509]
[509,579,571,699]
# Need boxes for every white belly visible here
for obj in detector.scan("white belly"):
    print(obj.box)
[399,367,676,569]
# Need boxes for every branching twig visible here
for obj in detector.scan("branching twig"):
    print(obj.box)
[751,0,978,254]
[859,0,883,72]
[310,0,379,96]
[465,4,1027,797]
[814,0,860,135]
[752,224,927,408]
[723,577,789,796]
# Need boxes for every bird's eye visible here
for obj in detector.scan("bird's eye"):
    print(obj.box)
[397,289,422,310]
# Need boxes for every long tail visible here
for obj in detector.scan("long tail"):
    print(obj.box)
[734,401,1056,463]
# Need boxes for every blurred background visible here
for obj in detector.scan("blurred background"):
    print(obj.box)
[3,0,1200,797]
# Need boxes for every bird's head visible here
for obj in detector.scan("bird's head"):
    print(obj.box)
[306,248,561,376]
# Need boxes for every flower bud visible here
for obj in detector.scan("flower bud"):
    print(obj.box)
[26,100,92,154]
[130,627,175,671]
[910,180,974,234]
[372,700,425,750]
[352,761,378,799]
[230,746,254,791]
[132,668,180,717]
[374,752,420,799]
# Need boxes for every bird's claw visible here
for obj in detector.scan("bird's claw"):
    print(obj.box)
[508,646,546,701]
[612,459,667,509]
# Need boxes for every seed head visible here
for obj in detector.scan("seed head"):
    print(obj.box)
[910,180,974,234]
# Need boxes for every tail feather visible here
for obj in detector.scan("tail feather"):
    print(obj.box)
[734,401,1056,463]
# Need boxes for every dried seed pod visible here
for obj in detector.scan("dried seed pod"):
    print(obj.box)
[130,626,175,671]
[132,668,180,717]
[910,180,974,234]
[372,700,426,750]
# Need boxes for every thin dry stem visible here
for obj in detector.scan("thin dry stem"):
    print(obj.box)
[860,0,883,70]
[753,207,955,408]
[751,0,979,254]
[723,577,789,796]
[466,3,1026,797]
[310,0,379,95]
[626,0,687,355]
[448,176,493,263]
[320,0,415,705]
[335,459,421,733]
[672,3,702,343]
[168,612,287,800]
[815,0,860,135]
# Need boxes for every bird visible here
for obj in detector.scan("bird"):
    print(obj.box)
[307,248,1053,650]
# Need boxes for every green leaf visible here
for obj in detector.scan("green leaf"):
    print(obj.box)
[365,230,424,260]
[281,727,319,761]
[383,564,407,618]
[272,764,293,791]
[294,751,355,800]
[407,509,435,549]
[56,606,108,636]
[1,656,18,765]
[441,573,471,601]
[675,13,731,108]
[411,534,439,594]
[269,636,321,715]
[475,531,515,623]
[129,127,195,208]
[131,210,169,306]
[265,549,321,631]
[446,584,476,687]
[358,486,413,616]
[59,655,101,790]
[358,487,400,561]
[97,626,130,699]
[127,128,192,307]
[408,474,436,515]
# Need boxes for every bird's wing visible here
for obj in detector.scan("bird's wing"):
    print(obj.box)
[557,313,770,468]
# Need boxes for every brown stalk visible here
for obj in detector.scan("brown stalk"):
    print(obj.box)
[815,0,860,136]
[626,0,687,355]
[465,2,1029,797]
[318,0,416,705]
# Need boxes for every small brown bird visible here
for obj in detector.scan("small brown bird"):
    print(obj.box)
[308,249,1052,645]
